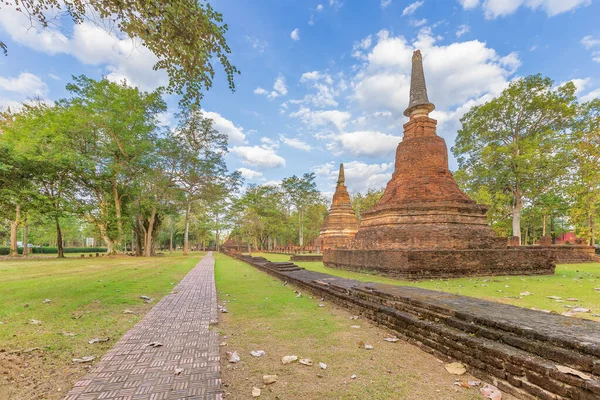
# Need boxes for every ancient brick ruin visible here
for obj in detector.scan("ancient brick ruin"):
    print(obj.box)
[230,252,600,400]
[318,164,360,250]
[323,50,557,279]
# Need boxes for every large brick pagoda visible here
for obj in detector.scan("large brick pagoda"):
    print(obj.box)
[323,50,556,278]
[318,164,360,250]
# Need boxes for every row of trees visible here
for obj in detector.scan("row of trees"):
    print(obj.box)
[453,75,600,245]
[0,76,239,257]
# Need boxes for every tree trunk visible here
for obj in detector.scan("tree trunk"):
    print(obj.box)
[112,178,123,253]
[542,214,547,237]
[247,236,252,256]
[298,209,304,246]
[169,224,173,254]
[10,204,20,257]
[144,206,157,257]
[22,220,28,257]
[215,213,220,252]
[99,225,114,255]
[183,201,191,256]
[512,187,522,245]
[56,216,65,258]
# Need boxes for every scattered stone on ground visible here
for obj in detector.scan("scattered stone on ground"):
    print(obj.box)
[250,350,265,357]
[140,295,151,300]
[122,309,134,314]
[349,315,359,320]
[281,355,298,364]
[519,291,531,296]
[384,337,399,342]
[88,337,109,344]
[263,375,278,385]
[318,303,325,307]
[547,296,562,300]
[364,344,374,350]
[350,325,360,329]
[296,292,302,298]
[227,351,240,363]
[444,362,466,375]
[319,362,327,369]
[146,341,163,348]
[29,319,41,325]
[62,332,76,337]
[252,387,261,397]
[299,358,313,366]
[555,365,591,380]
[43,299,51,304]
[72,356,95,363]
[174,367,184,375]
[351,374,357,379]
[481,384,502,399]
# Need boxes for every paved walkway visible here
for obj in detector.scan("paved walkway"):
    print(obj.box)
[64,253,221,400]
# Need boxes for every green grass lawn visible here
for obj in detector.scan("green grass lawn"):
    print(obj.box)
[256,253,600,321]
[0,251,204,399]
[214,253,488,400]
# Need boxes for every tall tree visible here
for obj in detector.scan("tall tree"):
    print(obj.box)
[453,75,577,244]
[569,99,600,245]
[1,0,239,106]
[281,173,320,247]
[173,107,228,255]
[62,75,166,254]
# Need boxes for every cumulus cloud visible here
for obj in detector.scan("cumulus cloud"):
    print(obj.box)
[279,135,313,151]
[458,0,479,9]
[0,10,167,91]
[402,1,424,16]
[314,161,393,192]
[254,74,288,99]
[0,72,48,96]
[472,0,591,19]
[410,18,428,27]
[237,168,263,180]
[230,146,286,169]
[381,0,392,8]
[581,35,600,63]
[581,88,600,102]
[203,111,247,145]
[558,78,590,96]
[325,130,401,158]
[291,28,300,41]
[290,107,351,131]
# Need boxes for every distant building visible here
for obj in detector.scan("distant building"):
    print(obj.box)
[86,238,95,247]
[555,232,577,245]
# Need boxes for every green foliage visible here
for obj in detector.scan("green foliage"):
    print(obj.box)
[351,188,384,220]
[1,1,239,106]
[453,74,577,242]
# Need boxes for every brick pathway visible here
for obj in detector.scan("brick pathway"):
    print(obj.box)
[64,253,221,400]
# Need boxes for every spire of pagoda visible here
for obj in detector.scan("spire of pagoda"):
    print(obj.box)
[337,163,345,187]
[404,50,435,118]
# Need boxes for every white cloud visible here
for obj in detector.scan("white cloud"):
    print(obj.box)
[381,0,392,9]
[581,88,600,102]
[291,28,300,41]
[279,135,313,151]
[410,18,428,27]
[581,35,600,49]
[255,75,288,99]
[481,0,591,19]
[458,0,480,9]
[290,107,351,131]
[230,146,286,169]
[314,161,393,192]
[0,72,48,96]
[581,35,600,63]
[325,130,401,158]
[237,168,263,180]
[402,1,424,16]
[204,111,247,145]
[0,10,167,91]
[456,24,470,38]
[352,29,519,116]
[317,4,324,11]
[558,78,590,96]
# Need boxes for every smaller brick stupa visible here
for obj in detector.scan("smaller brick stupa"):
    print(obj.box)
[318,164,360,250]
[323,50,555,278]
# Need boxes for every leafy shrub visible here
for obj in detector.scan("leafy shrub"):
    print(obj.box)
[0,247,107,255]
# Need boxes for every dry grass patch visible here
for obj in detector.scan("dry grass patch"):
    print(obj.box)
[215,253,509,400]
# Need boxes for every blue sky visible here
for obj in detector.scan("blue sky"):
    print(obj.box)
[1,0,600,196]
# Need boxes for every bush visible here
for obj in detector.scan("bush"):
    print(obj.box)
[0,247,107,255]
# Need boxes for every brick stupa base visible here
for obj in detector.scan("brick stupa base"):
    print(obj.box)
[324,50,556,279]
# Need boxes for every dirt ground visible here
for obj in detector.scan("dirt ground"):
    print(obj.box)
[218,292,515,400]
